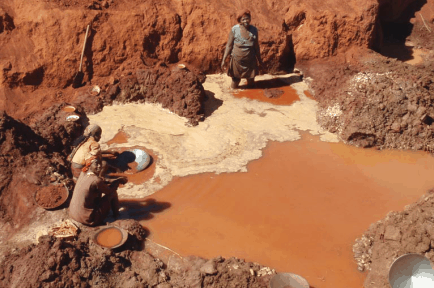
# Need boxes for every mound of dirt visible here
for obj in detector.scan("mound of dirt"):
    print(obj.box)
[353,189,434,288]
[0,107,83,238]
[102,63,206,125]
[304,50,434,151]
[0,219,275,288]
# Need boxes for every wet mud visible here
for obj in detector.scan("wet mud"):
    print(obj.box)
[105,145,158,186]
[106,130,129,146]
[233,78,301,106]
[140,133,434,288]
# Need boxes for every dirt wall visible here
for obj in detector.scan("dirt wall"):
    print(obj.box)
[0,0,421,91]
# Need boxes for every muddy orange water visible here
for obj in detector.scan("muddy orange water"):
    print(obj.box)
[233,78,300,105]
[107,130,129,145]
[96,227,123,248]
[137,133,434,288]
[304,90,315,100]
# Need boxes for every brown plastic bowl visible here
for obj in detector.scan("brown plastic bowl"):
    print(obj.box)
[66,115,80,122]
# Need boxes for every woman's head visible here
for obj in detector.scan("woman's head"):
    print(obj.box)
[84,124,102,141]
[236,9,251,27]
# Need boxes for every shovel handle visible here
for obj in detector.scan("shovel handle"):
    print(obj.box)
[78,25,90,72]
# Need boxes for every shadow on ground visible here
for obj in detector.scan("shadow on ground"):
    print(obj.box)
[238,75,302,89]
[202,90,223,119]
[112,198,171,221]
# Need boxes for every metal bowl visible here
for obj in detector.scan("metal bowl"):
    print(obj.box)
[89,85,101,96]
[62,105,76,112]
[269,273,309,288]
[132,148,151,171]
[389,253,434,288]
[34,184,69,210]
[66,115,80,122]
[93,226,129,249]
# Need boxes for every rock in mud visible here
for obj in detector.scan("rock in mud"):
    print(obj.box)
[264,89,284,99]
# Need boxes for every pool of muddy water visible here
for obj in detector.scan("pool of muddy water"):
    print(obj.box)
[233,78,300,105]
[135,133,434,288]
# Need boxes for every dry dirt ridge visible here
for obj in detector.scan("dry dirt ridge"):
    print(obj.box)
[0,219,276,288]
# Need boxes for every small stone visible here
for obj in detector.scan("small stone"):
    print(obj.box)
[391,122,401,132]
[200,260,217,275]
[384,226,401,241]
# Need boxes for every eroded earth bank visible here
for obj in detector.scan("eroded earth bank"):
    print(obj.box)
[1,0,434,287]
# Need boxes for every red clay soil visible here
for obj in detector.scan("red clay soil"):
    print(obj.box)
[0,107,82,241]
[0,0,423,121]
[0,0,428,125]
[0,219,275,288]
[301,1,434,151]
[1,0,434,287]
[35,184,68,209]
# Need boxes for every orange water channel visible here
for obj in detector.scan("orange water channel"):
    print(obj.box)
[119,133,434,288]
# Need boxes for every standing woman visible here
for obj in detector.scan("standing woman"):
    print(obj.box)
[221,9,264,89]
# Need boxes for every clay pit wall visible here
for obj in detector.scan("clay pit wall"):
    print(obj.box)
[0,0,421,96]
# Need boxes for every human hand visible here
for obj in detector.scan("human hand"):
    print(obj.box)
[221,61,226,71]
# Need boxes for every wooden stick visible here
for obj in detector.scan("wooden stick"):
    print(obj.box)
[79,25,90,72]
[419,13,432,33]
